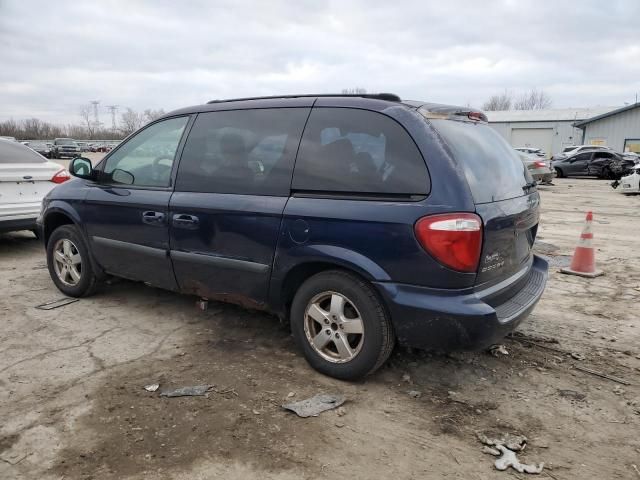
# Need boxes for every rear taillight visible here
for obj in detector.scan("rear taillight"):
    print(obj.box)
[414,213,483,273]
[51,169,70,184]
[534,161,547,168]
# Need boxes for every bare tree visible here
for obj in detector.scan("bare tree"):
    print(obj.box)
[482,90,513,111]
[513,88,552,110]
[341,87,367,94]
[79,104,96,138]
[120,108,143,136]
[143,109,166,123]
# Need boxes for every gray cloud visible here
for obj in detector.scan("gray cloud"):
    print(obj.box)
[1,0,639,124]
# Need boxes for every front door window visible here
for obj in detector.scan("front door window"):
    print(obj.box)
[102,116,189,187]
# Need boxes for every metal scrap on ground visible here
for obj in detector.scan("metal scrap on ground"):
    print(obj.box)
[160,385,213,397]
[35,297,79,310]
[491,445,544,474]
[144,384,160,392]
[282,393,346,418]
[573,365,631,385]
[477,431,544,475]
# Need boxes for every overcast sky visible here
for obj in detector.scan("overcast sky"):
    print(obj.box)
[1,0,639,125]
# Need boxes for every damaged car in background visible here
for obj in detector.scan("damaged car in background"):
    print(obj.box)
[552,149,634,179]
[611,163,640,194]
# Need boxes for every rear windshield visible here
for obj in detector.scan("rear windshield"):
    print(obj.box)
[430,119,530,204]
[0,139,46,163]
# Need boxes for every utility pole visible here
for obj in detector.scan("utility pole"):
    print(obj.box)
[106,105,118,131]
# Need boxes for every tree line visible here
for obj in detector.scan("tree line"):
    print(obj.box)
[0,106,166,140]
[482,88,552,111]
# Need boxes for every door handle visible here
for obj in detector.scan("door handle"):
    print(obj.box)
[172,213,199,229]
[142,211,165,225]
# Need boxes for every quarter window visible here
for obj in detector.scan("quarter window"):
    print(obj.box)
[292,108,429,195]
[175,108,310,196]
[102,116,189,187]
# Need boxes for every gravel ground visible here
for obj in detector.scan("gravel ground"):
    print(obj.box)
[1,178,639,479]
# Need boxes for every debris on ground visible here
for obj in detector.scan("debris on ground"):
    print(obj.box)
[573,365,631,385]
[160,385,213,397]
[401,373,411,383]
[558,389,586,401]
[571,352,586,361]
[613,385,626,396]
[35,297,79,310]
[489,344,509,357]
[477,432,527,451]
[287,391,296,398]
[196,299,208,311]
[492,445,544,474]
[408,390,422,398]
[282,394,346,418]
[509,331,560,344]
[143,384,160,392]
[477,432,544,474]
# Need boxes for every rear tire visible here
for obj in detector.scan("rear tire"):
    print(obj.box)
[46,224,98,297]
[290,270,395,380]
[554,167,564,178]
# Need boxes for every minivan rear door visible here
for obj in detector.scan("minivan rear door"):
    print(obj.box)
[169,107,310,306]
[429,118,539,285]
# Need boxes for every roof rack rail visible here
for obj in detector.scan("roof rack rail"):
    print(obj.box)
[206,93,401,104]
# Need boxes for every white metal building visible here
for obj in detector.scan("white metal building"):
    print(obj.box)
[487,107,617,157]
[573,103,640,154]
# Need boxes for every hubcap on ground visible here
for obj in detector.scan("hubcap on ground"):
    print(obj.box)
[53,238,82,286]
[303,291,365,363]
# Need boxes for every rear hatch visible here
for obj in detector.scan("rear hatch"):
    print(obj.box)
[429,117,539,286]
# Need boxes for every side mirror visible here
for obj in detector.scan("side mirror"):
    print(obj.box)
[69,157,93,179]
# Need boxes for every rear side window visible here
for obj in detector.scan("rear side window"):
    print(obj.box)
[176,108,310,196]
[292,108,429,195]
[430,119,530,204]
[0,140,46,164]
[572,152,591,161]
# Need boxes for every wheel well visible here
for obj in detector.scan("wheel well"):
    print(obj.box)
[279,262,369,314]
[44,212,74,246]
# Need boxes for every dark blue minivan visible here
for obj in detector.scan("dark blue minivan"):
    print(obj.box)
[38,94,547,380]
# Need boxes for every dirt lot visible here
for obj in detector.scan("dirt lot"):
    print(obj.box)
[1,178,639,479]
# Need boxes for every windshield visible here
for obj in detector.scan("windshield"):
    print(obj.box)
[430,119,531,204]
[57,139,77,145]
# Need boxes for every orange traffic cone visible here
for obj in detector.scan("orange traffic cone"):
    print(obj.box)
[560,211,604,278]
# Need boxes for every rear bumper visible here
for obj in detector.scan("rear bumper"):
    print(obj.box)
[374,255,548,351]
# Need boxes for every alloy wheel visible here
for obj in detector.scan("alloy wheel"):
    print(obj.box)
[52,238,82,286]
[303,291,365,363]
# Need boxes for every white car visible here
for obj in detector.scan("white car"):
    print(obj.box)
[0,139,70,236]
[617,164,640,194]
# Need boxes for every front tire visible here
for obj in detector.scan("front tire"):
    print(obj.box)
[290,270,395,380]
[46,224,98,297]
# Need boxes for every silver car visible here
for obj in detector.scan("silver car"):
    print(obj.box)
[517,151,554,184]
